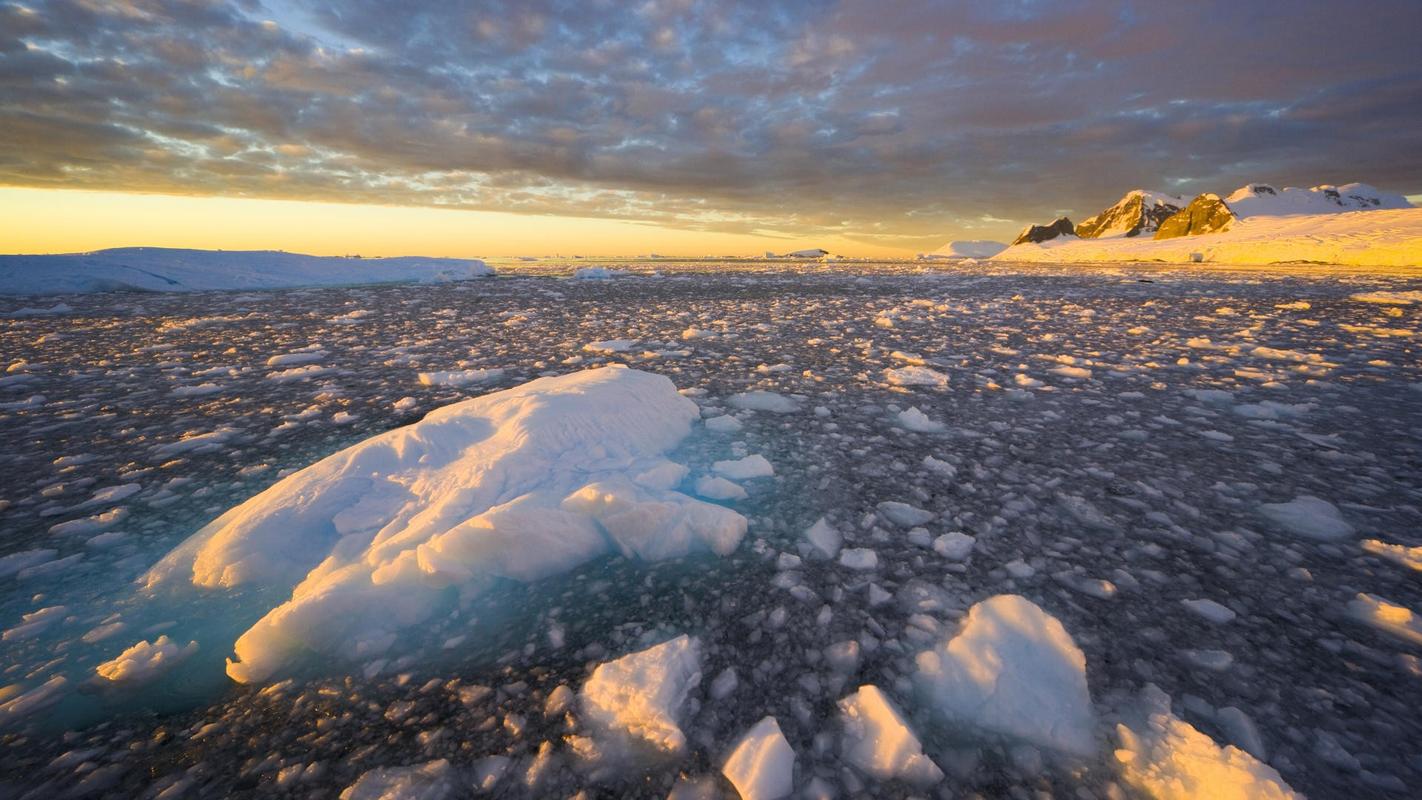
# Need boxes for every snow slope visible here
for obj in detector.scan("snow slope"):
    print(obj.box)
[141,367,746,683]
[0,247,493,295]
[921,240,1008,260]
[993,207,1422,267]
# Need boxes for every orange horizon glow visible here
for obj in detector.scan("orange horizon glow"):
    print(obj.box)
[0,188,919,260]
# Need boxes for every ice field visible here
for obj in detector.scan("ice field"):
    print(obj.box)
[2,261,1421,798]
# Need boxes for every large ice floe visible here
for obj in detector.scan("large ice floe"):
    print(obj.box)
[914,594,1096,757]
[142,367,746,683]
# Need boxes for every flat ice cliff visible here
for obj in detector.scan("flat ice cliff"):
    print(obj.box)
[142,367,746,683]
[0,247,493,295]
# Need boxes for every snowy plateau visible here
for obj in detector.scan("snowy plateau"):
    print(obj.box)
[0,258,1420,799]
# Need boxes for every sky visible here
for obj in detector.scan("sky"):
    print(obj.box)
[2,0,1421,258]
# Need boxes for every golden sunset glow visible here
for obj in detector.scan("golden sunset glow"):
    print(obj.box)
[0,188,897,259]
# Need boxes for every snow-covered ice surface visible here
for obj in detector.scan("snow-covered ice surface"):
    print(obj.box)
[2,260,1421,798]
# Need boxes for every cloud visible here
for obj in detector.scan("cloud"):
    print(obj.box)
[2,0,1420,248]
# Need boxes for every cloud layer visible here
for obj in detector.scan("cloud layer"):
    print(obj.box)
[3,0,1421,248]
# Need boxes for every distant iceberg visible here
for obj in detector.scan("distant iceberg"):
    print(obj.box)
[920,240,1007,260]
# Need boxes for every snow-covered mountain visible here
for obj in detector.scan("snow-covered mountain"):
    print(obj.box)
[920,240,1008,260]
[1224,182,1411,218]
[993,179,1417,266]
[1075,190,1184,239]
[0,247,493,295]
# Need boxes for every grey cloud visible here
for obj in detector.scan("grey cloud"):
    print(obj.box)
[1,0,1420,248]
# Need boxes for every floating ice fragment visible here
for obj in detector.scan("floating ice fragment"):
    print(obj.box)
[95,636,199,686]
[1115,685,1299,800]
[876,501,934,527]
[416,368,504,387]
[712,454,774,480]
[1347,593,1422,645]
[838,685,943,786]
[1258,495,1353,540]
[915,594,1095,756]
[804,518,842,559]
[884,366,949,387]
[580,635,702,757]
[339,759,459,800]
[721,716,795,800]
[726,391,799,413]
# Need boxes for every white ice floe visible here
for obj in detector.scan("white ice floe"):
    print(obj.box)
[580,635,703,757]
[340,759,460,800]
[915,594,1095,757]
[838,684,943,786]
[1350,290,1422,305]
[143,368,746,683]
[1257,495,1353,540]
[1180,599,1236,625]
[0,248,492,296]
[895,406,946,433]
[583,339,638,354]
[876,501,934,527]
[1347,593,1422,646]
[712,454,774,480]
[0,676,69,725]
[416,368,504,387]
[884,366,949,387]
[1361,539,1422,572]
[726,390,799,413]
[695,475,748,501]
[721,715,795,800]
[803,518,842,559]
[94,636,199,686]
[703,415,743,433]
[932,532,975,561]
[266,350,327,368]
[1115,685,1300,800]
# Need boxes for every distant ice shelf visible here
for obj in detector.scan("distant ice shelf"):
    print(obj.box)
[0,247,494,295]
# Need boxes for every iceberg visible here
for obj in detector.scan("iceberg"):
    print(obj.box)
[142,367,746,683]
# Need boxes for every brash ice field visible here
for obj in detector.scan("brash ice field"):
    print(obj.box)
[2,262,1421,799]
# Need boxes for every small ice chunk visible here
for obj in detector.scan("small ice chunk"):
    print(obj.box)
[726,391,799,413]
[95,636,199,685]
[884,366,949,387]
[876,501,934,527]
[839,548,878,571]
[416,368,504,387]
[838,685,944,786]
[339,759,459,800]
[1361,539,1422,572]
[583,339,638,354]
[704,415,743,433]
[896,406,945,433]
[721,716,795,800]
[695,475,748,501]
[580,635,702,756]
[712,455,774,480]
[1115,685,1299,800]
[1347,593,1422,645]
[0,676,69,724]
[915,594,1095,756]
[1181,599,1236,625]
[932,532,975,561]
[804,518,842,559]
[1258,495,1353,540]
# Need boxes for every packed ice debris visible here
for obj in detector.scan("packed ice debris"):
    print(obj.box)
[1257,495,1354,540]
